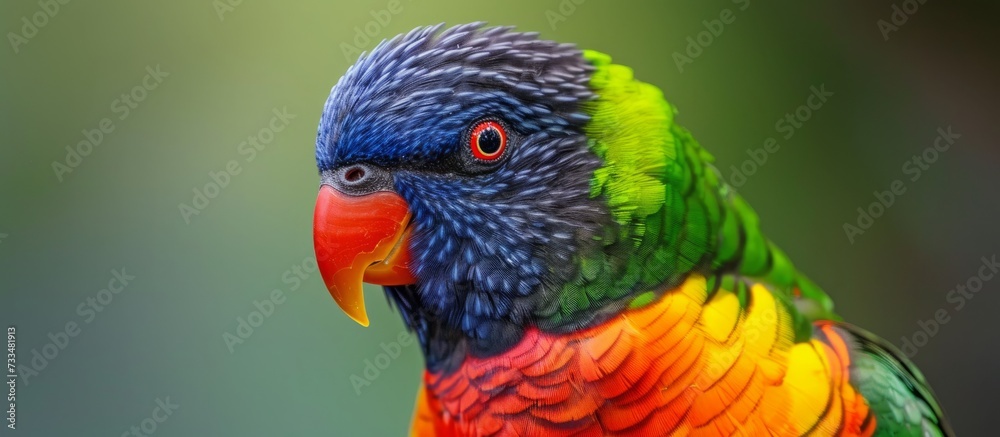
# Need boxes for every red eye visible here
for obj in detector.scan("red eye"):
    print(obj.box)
[470,120,507,161]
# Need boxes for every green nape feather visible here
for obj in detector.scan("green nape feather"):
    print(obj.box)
[539,50,837,340]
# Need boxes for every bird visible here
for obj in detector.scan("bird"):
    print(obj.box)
[311,23,952,437]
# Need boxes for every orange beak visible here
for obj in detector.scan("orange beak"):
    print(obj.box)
[313,185,416,326]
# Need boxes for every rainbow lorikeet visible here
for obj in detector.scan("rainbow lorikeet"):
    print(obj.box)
[312,23,952,436]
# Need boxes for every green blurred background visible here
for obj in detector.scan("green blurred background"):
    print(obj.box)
[2,0,998,435]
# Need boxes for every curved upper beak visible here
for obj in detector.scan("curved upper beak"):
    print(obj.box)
[313,185,416,327]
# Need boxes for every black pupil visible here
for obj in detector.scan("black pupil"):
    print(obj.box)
[478,127,502,155]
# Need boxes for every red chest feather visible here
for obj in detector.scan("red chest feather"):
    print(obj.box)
[409,276,875,437]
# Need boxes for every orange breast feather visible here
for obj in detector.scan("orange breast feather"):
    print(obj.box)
[409,276,875,436]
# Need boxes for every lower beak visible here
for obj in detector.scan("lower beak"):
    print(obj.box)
[313,185,416,327]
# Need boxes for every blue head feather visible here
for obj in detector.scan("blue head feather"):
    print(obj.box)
[316,23,610,370]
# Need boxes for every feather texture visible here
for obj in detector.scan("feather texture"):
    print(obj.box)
[316,23,951,435]
[409,275,907,436]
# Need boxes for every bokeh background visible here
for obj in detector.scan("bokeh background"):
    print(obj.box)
[2,0,998,435]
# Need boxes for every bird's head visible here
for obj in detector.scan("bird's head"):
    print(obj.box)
[314,23,691,364]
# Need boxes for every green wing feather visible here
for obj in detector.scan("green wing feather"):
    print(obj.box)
[835,323,954,436]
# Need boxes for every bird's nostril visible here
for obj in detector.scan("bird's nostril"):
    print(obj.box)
[328,164,391,194]
[344,167,366,183]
